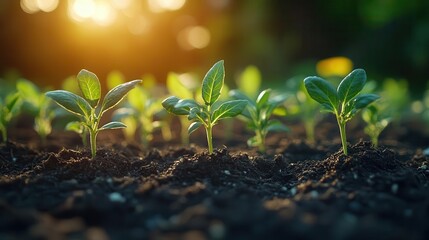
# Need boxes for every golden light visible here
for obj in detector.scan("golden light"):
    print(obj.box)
[111,0,132,10]
[177,26,211,50]
[37,0,59,12]
[68,0,117,26]
[92,2,116,26]
[68,0,96,21]
[20,0,40,14]
[316,56,353,78]
[148,0,186,13]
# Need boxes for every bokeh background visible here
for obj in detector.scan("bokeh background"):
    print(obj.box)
[0,0,428,95]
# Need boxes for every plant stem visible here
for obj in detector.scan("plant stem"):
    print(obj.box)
[89,130,97,159]
[256,130,265,153]
[1,127,6,143]
[304,119,315,143]
[206,125,213,154]
[179,116,189,145]
[337,118,348,155]
[372,135,378,148]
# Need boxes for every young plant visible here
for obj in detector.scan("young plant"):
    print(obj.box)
[362,104,390,148]
[230,88,288,152]
[162,60,247,154]
[0,92,21,143]
[285,76,320,143]
[304,69,379,155]
[113,86,164,146]
[46,69,141,158]
[17,79,55,144]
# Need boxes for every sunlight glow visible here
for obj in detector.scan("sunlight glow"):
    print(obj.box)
[69,0,96,21]
[177,26,211,50]
[68,0,117,26]
[37,0,59,12]
[148,0,186,13]
[20,0,40,14]
[92,2,116,26]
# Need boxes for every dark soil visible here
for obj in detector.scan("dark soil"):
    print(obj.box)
[1,119,429,240]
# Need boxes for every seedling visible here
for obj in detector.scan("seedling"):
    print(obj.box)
[362,104,390,148]
[162,60,247,154]
[304,69,379,155]
[285,76,320,143]
[230,88,288,152]
[0,92,21,143]
[17,79,55,144]
[46,69,141,158]
[113,86,164,146]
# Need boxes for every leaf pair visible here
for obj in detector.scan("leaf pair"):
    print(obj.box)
[230,88,288,151]
[162,60,246,153]
[46,69,141,158]
[304,69,379,118]
[303,69,379,155]
[47,70,141,121]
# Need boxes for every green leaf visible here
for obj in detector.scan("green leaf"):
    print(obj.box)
[202,60,224,106]
[77,69,101,107]
[303,76,338,113]
[229,89,254,107]
[6,93,21,113]
[175,99,200,109]
[162,96,189,115]
[101,79,142,113]
[212,100,247,123]
[167,72,193,99]
[99,121,127,131]
[256,89,271,109]
[237,65,261,99]
[266,119,289,132]
[188,122,202,135]
[337,69,366,103]
[65,121,83,133]
[17,79,41,106]
[46,90,91,118]
[354,94,379,109]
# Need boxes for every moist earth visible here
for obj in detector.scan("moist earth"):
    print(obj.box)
[0,120,429,240]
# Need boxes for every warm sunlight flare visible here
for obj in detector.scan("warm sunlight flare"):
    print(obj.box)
[20,0,59,13]
[148,0,186,13]
[177,26,211,50]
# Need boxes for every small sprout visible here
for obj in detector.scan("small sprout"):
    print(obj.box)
[46,69,141,158]
[304,69,379,155]
[230,89,288,152]
[113,86,164,146]
[0,92,21,142]
[285,76,320,143]
[362,104,390,148]
[162,60,247,154]
[17,79,55,144]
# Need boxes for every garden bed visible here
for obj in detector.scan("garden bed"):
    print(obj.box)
[1,120,428,240]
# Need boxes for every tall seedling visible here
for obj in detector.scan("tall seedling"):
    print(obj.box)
[46,69,141,158]
[162,60,247,153]
[304,69,379,155]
